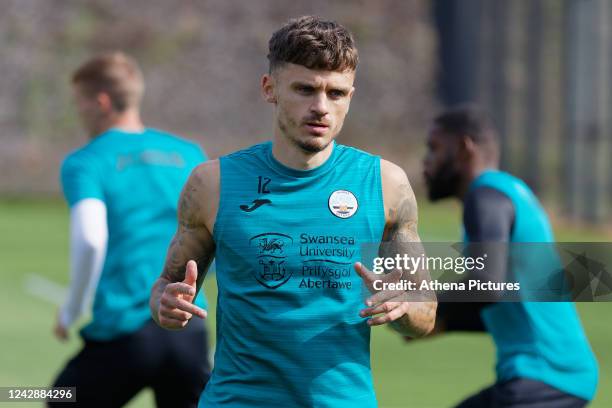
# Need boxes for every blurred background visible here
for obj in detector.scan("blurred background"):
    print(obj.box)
[0,0,610,407]
[2,0,612,224]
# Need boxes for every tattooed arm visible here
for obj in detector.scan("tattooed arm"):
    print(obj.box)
[150,160,220,330]
[357,159,437,337]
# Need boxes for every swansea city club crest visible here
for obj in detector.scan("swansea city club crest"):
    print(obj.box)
[328,190,358,219]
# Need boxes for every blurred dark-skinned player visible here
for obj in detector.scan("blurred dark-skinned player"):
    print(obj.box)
[419,105,597,408]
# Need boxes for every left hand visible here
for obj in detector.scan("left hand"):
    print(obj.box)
[356,262,411,326]
[53,311,69,342]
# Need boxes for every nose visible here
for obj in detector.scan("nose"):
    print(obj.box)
[310,92,329,116]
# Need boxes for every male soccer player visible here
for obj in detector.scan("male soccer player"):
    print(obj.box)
[50,52,210,407]
[422,105,598,407]
[150,16,436,407]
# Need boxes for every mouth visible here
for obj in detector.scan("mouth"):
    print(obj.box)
[303,121,330,136]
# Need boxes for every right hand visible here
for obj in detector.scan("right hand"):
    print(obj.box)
[157,260,207,329]
[53,310,69,342]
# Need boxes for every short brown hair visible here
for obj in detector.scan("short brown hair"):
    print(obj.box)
[267,16,358,73]
[71,51,144,112]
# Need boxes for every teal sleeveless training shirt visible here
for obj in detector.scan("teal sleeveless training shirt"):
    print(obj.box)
[60,128,207,341]
[466,170,598,400]
[200,141,385,407]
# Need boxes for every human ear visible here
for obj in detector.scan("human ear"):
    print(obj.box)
[261,74,277,104]
[96,92,114,112]
[459,136,478,160]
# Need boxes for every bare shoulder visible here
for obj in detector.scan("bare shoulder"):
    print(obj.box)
[380,159,416,217]
[179,159,220,232]
[380,158,409,188]
[379,159,419,241]
[190,159,220,190]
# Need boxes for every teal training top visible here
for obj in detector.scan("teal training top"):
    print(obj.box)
[201,141,385,407]
[466,170,598,401]
[60,128,207,341]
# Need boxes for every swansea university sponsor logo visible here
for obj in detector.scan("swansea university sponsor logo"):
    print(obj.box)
[247,231,359,291]
[240,199,271,212]
[249,232,293,289]
[298,233,357,290]
[300,259,353,289]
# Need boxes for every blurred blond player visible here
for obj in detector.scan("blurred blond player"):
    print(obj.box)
[50,52,210,407]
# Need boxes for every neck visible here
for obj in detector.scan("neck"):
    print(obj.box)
[108,109,144,133]
[458,162,497,201]
[91,109,144,138]
[271,133,334,170]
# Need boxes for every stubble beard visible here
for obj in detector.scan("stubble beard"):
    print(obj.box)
[426,156,462,201]
[278,117,334,153]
